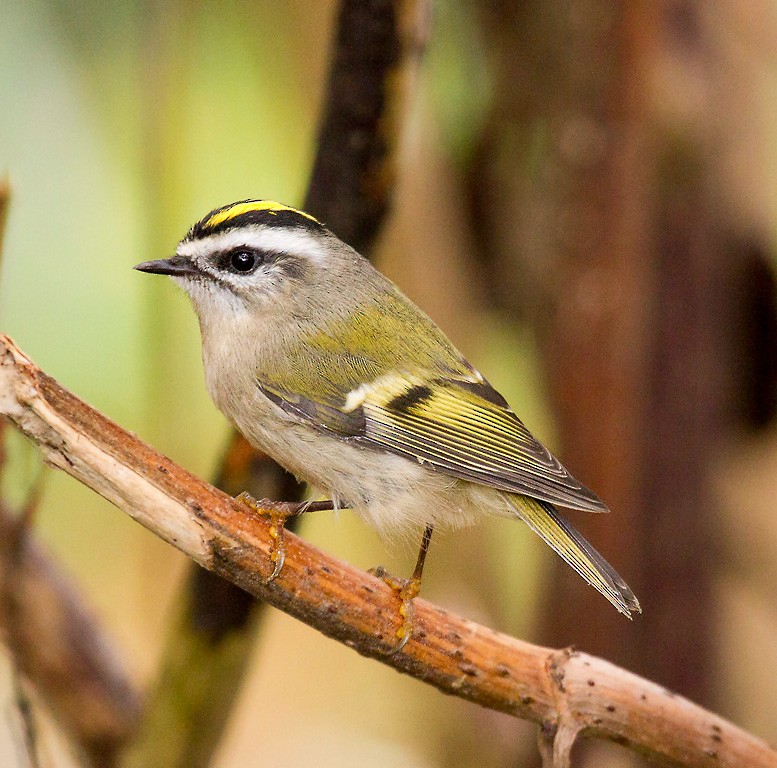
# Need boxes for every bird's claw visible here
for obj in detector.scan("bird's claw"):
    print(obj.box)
[369,566,421,655]
[236,491,289,584]
[265,546,285,584]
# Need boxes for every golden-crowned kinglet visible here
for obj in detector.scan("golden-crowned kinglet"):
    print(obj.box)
[135,200,639,645]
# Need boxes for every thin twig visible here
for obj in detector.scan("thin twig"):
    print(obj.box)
[0,176,10,256]
[0,336,773,768]
[12,671,43,768]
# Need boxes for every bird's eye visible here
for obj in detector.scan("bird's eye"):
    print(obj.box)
[228,249,260,273]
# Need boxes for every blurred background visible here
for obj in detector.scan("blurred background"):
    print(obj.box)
[2,1,777,766]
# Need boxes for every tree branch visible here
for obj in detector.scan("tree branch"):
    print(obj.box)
[0,177,10,254]
[0,336,773,768]
[304,0,429,252]
[0,500,141,766]
[129,3,432,765]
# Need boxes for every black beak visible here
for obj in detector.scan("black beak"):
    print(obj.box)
[134,256,199,277]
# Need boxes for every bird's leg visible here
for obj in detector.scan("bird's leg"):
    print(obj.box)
[371,525,434,655]
[236,493,335,584]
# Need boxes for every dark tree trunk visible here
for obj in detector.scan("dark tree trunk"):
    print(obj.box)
[466,1,775,709]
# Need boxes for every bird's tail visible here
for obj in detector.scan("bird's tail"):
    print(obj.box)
[507,494,641,617]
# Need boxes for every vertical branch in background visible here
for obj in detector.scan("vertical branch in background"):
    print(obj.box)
[125,2,428,767]
[528,1,662,678]
[0,506,143,768]
[468,0,654,672]
[465,0,760,709]
[305,0,427,250]
[0,178,9,253]
[639,141,723,699]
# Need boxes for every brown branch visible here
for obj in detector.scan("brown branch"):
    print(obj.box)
[0,337,774,767]
[12,671,44,768]
[0,176,10,255]
[304,0,429,251]
[0,501,141,766]
[1,646,94,767]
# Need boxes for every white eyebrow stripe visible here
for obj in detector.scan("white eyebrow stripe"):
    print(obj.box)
[177,226,329,264]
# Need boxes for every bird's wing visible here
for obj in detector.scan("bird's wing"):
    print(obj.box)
[258,370,607,513]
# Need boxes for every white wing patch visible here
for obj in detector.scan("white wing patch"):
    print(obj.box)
[343,373,426,413]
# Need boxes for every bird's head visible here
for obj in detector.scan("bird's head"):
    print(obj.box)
[135,200,339,322]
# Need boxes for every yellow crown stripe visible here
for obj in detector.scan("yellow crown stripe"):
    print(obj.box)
[205,200,319,229]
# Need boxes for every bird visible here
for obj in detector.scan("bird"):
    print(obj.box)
[135,199,640,650]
